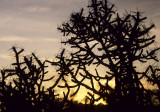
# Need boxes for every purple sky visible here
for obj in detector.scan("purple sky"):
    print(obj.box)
[0,0,160,67]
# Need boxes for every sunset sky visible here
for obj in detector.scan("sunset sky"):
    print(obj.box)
[0,0,160,67]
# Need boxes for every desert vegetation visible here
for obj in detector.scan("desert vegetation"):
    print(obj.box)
[1,0,160,112]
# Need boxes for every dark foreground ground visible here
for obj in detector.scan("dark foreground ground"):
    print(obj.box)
[63,103,160,112]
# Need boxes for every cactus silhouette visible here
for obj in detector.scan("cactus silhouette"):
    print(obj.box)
[0,47,64,112]
[1,0,160,112]
[53,0,160,111]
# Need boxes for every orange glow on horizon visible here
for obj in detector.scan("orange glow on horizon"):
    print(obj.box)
[94,99,108,105]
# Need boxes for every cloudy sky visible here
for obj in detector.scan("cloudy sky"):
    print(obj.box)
[0,0,160,67]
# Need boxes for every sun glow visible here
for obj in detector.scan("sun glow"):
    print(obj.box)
[94,99,107,105]
[72,95,108,105]
[70,90,108,105]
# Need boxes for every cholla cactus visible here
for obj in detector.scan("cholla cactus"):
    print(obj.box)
[0,47,62,112]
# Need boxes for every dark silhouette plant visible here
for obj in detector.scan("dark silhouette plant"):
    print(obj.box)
[1,0,160,112]
[50,0,160,110]
[143,65,160,105]
[0,47,64,112]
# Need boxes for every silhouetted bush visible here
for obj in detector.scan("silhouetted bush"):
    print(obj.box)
[54,0,160,111]
[0,47,64,112]
[1,0,160,112]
